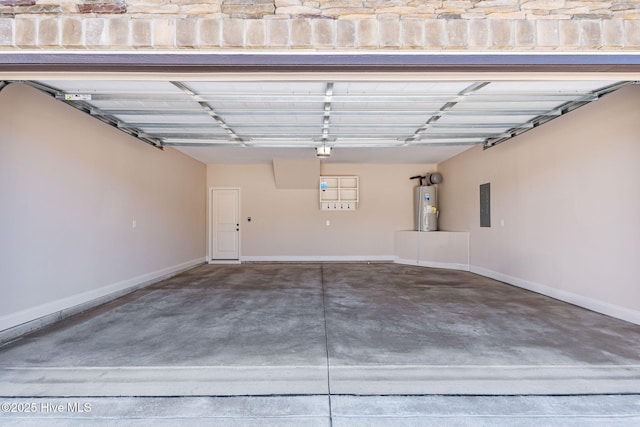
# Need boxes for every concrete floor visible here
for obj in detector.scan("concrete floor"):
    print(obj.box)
[2,395,640,426]
[0,263,639,424]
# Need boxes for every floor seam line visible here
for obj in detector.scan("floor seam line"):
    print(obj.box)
[320,263,333,426]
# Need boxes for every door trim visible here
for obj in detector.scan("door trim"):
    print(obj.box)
[4,52,640,74]
[208,187,241,264]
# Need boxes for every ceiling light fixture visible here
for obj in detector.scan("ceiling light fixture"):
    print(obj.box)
[316,145,331,158]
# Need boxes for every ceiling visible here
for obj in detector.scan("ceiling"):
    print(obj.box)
[26,79,626,164]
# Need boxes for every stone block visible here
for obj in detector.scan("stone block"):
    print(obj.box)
[357,19,378,47]
[127,0,179,15]
[276,0,302,6]
[491,19,512,47]
[401,17,423,47]
[560,6,593,17]
[5,3,60,13]
[312,18,334,46]
[1,0,35,6]
[291,18,311,46]
[77,1,127,14]
[336,19,356,47]
[377,5,420,15]
[182,4,221,14]
[177,17,198,47]
[476,0,515,9]
[39,18,60,47]
[15,18,37,48]
[222,0,275,18]
[267,18,290,47]
[580,19,601,47]
[446,19,467,48]
[437,11,464,20]
[212,0,225,13]
[612,2,639,13]
[108,18,130,47]
[245,19,265,46]
[462,13,487,19]
[222,18,245,46]
[178,0,215,5]
[321,0,366,7]
[625,19,640,47]
[468,19,489,48]
[515,19,535,47]
[536,19,558,47]
[84,18,107,47]
[132,19,152,47]
[200,19,221,47]
[558,19,579,47]
[486,11,526,19]
[154,18,176,48]
[379,18,400,47]
[0,18,13,47]
[156,0,185,7]
[321,2,375,17]
[276,5,321,15]
[60,1,79,14]
[61,17,83,47]
[411,3,437,16]
[602,18,623,47]
[424,19,446,48]
[328,9,375,18]
[521,0,565,11]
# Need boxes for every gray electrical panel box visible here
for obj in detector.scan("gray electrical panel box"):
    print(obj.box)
[480,183,491,227]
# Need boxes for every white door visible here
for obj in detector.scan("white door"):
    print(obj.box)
[210,188,240,260]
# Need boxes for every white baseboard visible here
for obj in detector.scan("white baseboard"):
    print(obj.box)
[0,257,206,342]
[395,258,470,271]
[470,265,640,326]
[241,255,397,263]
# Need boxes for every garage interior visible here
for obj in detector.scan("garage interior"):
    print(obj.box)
[1,55,640,424]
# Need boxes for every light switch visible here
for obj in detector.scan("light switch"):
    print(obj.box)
[326,220,330,226]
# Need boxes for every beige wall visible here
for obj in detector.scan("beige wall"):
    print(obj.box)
[438,84,640,320]
[0,83,207,330]
[207,162,434,259]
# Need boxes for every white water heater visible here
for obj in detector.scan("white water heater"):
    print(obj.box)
[415,186,438,232]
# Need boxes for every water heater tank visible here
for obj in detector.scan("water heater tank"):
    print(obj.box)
[415,186,438,232]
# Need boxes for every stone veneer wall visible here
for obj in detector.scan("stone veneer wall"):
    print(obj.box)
[0,0,639,50]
